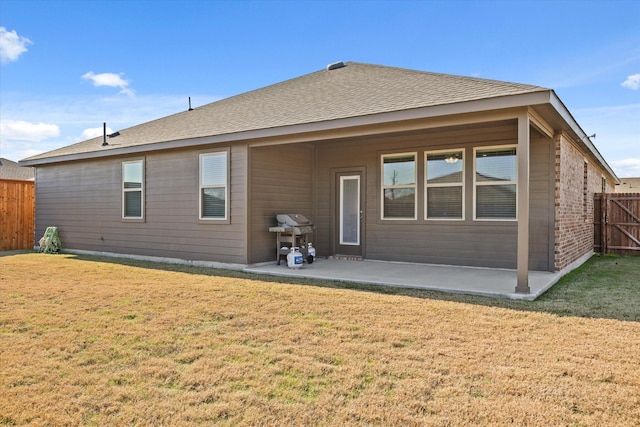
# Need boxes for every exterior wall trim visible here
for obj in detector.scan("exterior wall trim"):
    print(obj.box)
[528,107,554,138]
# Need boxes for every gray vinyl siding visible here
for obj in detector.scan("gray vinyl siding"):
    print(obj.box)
[34,145,248,264]
[34,122,553,270]
[248,144,314,263]
[365,223,517,266]
[312,121,553,270]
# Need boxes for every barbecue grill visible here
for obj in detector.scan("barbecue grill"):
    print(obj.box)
[269,213,315,265]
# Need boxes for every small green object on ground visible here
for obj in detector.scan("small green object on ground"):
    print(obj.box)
[38,226,62,254]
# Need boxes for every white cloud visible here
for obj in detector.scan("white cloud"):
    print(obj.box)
[0,119,60,142]
[0,93,220,161]
[82,71,135,96]
[621,73,640,90]
[610,158,640,178]
[0,27,32,64]
[0,119,60,162]
[0,140,44,162]
[81,126,113,140]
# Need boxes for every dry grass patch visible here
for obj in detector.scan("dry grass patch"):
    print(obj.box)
[1,253,639,426]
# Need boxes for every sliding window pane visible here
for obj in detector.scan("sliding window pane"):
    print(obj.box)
[427,186,462,218]
[202,188,226,218]
[476,184,516,218]
[383,188,415,218]
[476,148,516,182]
[124,191,142,217]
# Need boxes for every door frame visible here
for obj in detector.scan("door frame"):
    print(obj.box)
[331,167,366,257]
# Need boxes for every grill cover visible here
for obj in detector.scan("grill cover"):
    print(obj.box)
[276,214,314,234]
[276,213,313,227]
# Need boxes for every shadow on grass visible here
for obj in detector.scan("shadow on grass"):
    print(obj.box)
[32,251,640,323]
[0,249,34,258]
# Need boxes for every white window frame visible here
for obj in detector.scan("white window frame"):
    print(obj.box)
[122,159,144,220]
[473,145,518,221]
[381,152,417,220]
[425,149,465,221]
[199,150,229,221]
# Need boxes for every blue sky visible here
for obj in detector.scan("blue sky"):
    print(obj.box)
[1,0,639,176]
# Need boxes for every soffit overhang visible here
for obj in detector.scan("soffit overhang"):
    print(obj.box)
[19,89,618,182]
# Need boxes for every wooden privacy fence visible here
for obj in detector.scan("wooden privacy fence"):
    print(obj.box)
[594,193,640,255]
[0,179,35,251]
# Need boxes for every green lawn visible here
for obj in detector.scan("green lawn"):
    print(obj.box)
[528,254,640,320]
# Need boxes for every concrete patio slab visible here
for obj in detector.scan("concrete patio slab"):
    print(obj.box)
[244,258,564,300]
[67,248,583,301]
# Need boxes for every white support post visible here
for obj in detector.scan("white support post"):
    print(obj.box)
[516,113,531,293]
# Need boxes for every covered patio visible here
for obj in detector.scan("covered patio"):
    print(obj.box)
[244,257,565,301]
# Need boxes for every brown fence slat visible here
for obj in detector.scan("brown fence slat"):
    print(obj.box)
[0,179,35,251]
[595,192,640,256]
[613,224,640,246]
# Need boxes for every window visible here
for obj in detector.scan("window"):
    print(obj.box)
[474,146,517,220]
[199,151,228,220]
[425,150,464,219]
[122,160,144,219]
[381,153,416,219]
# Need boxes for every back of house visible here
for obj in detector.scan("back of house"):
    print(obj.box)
[20,62,618,292]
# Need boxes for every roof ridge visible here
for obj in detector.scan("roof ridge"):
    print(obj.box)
[345,61,549,90]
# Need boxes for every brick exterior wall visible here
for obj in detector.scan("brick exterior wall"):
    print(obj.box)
[554,134,616,271]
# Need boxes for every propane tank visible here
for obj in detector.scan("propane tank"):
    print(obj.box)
[287,247,303,269]
[307,243,315,264]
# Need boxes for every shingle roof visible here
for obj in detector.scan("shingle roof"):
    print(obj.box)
[23,62,548,161]
[0,158,35,180]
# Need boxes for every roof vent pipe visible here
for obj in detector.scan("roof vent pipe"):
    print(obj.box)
[327,61,346,71]
[188,97,193,111]
[102,122,108,146]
